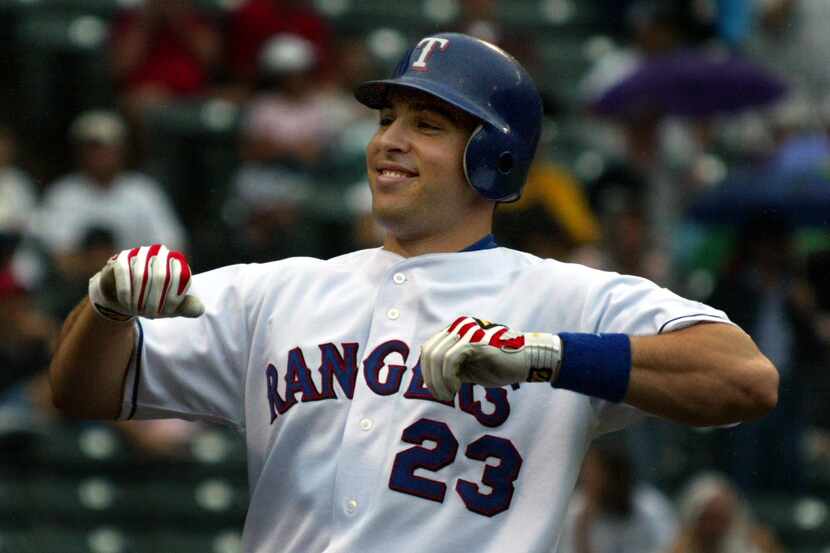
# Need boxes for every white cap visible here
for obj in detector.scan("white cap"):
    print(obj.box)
[819,93,830,127]
[769,92,819,131]
[70,110,126,144]
[259,34,317,75]
[345,180,373,215]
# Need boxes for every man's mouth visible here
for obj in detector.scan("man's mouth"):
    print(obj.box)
[380,169,416,178]
[376,164,419,185]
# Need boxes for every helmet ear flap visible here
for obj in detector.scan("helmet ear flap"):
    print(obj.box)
[464,124,523,202]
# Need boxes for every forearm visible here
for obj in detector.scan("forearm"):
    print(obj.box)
[49,299,136,419]
[624,323,779,426]
[422,317,779,424]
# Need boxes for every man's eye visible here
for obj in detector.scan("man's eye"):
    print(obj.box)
[379,116,393,127]
[418,120,440,130]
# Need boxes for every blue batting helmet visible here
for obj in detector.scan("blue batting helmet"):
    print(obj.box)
[354,33,543,202]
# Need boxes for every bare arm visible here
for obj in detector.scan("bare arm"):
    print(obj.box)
[626,322,779,426]
[422,318,778,427]
[49,299,135,419]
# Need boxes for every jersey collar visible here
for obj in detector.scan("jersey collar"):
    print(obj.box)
[460,234,498,252]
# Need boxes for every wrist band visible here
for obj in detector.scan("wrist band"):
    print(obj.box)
[552,333,631,403]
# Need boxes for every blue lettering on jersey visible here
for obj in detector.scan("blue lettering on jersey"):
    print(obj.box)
[264,348,325,421]
[265,339,513,427]
[364,340,409,395]
[403,362,454,407]
[265,363,283,423]
[317,342,359,399]
[458,383,510,428]
[285,347,324,403]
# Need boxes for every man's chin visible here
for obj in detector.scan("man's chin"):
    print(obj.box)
[372,205,424,239]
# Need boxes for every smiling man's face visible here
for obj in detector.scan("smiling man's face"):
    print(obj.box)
[366,88,482,241]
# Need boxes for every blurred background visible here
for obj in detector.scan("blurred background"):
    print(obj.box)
[0,0,829,552]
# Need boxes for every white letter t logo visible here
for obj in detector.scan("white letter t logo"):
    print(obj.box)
[411,37,450,71]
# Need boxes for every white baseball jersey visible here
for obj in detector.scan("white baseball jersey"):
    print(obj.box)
[118,241,730,553]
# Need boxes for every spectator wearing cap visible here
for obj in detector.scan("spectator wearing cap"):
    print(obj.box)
[227,0,331,88]
[28,110,186,293]
[241,33,359,168]
[225,34,362,263]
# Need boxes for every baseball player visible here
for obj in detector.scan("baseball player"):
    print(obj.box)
[49,33,778,553]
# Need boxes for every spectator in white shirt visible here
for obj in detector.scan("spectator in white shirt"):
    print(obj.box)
[0,125,37,262]
[668,473,782,553]
[31,110,186,265]
[557,443,677,553]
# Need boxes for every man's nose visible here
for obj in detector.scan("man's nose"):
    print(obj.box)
[376,118,411,153]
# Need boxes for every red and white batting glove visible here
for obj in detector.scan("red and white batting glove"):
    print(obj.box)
[88,244,204,322]
[420,316,562,401]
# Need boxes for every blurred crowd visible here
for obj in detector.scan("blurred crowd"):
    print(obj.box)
[1,0,830,550]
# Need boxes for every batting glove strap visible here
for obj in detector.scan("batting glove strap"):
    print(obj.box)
[523,333,563,383]
[89,260,134,322]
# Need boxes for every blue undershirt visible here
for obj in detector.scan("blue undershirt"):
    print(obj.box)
[460,234,498,252]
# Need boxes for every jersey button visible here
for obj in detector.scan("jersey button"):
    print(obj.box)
[393,272,406,284]
[345,498,359,514]
[387,308,400,320]
[359,418,374,431]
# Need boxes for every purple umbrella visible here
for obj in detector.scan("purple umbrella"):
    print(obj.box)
[687,166,830,227]
[592,50,787,118]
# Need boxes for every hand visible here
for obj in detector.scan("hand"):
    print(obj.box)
[88,244,204,322]
[420,316,562,401]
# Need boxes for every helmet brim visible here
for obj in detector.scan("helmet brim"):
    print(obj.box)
[354,77,509,133]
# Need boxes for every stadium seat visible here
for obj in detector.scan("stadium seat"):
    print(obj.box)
[138,478,248,526]
[752,494,830,549]
[0,478,30,525]
[16,10,108,52]
[32,423,135,476]
[29,475,144,525]
[141,528,243,553]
